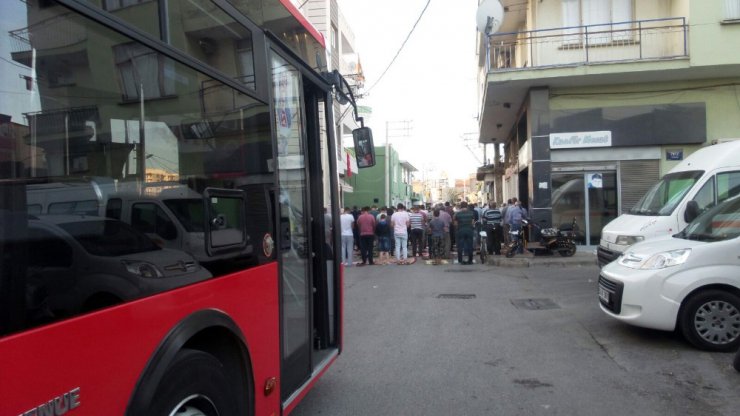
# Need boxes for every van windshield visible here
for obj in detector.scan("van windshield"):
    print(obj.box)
[629,170,703,216]
[676,196,740,242]
[164,199,205,232]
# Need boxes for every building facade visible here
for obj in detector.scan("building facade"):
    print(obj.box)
[343,145,418,208]
[477,0,740,246]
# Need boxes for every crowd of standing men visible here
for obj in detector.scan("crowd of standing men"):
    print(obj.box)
[331,197,529,266]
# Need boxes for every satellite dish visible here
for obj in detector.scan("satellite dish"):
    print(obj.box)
[476,0,505,35]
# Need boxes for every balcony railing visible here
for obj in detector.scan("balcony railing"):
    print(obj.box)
[8,12,87,55]
[485,17,688,73]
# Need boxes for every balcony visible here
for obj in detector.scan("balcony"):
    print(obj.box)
[484,17,688,73]
[478,17,694,144]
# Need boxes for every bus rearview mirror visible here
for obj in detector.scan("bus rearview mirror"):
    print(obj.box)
[352,127,376,168]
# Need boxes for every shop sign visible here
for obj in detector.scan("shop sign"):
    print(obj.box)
[549,131,612,149]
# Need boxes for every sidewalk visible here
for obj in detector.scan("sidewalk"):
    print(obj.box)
[486,249,597,268]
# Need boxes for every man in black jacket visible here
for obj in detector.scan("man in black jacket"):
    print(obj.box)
[482,201,502,255]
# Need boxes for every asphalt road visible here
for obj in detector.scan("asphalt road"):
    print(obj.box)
[291,259,740,416]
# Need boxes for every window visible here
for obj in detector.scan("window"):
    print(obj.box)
[168,0,256,90]
[692,179,716,213]
[331,25,338,51]
[725,0,740,20]
[1,2,273,333]
[131,203,177,240]
[28,229,73,268]
[561,0,633,44]
[113,43,175,101]
[103,0,155,11]
[717,171,740,203]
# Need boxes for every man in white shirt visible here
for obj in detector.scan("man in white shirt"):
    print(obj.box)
[340,207,355,266]
[390,203,411,264]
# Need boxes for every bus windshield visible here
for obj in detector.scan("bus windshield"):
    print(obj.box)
[629,171,704,216]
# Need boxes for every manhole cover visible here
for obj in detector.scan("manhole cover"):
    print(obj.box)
[510,298,560,310]
[437,294,476,300]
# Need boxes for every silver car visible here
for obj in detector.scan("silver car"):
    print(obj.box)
[25,215,212,323]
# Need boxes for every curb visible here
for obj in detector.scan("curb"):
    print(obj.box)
[487,254,598,268]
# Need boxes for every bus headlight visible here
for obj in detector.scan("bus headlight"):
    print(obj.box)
[615,235,645,246]
[123,260,165,278]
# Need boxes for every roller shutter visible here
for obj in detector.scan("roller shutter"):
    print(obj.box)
[619,160,659,212]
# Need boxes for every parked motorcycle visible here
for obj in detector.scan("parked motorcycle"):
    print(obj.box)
[535,217,578,257]
[504,217,578,258]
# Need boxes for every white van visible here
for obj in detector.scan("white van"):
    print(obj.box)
[108,185,252,264]
[26,177,116,217]
[597,141,740,267]
[598,194,740,351]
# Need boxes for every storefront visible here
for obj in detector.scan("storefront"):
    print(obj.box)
[521,95,706,246]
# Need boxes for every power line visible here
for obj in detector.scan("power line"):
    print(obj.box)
[366,0,432,93]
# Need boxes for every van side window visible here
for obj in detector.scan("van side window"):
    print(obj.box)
[49,200,98,216]
[692,179,715,213]
[131,203,177,241]
[106,198,122,220]
[717,171,740,204]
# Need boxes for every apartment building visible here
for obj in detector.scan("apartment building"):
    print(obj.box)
[477,0,740,246]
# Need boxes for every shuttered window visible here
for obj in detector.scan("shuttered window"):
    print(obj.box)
[620,160,659,213]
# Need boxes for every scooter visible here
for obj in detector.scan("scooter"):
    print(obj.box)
[504,218,578,258]
[531,217,578,257]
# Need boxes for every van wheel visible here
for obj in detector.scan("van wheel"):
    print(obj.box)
[149,349,245,415]
[679,290,740,352]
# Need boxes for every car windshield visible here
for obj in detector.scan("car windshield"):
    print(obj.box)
[629,170,703,216]
[163,199,205,232]
[676,196,740,242]
[58,220,160,256]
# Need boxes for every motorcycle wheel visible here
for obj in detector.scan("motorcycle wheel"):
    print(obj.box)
[505,244,516,258]
[558,242,576,257]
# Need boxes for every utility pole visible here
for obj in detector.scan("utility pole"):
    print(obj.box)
[385,120,412,207]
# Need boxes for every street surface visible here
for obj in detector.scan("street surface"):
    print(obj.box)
[292,256,740,416]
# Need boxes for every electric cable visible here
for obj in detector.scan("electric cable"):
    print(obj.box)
[366,0,432,93]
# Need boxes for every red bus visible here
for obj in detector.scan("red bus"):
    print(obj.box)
[0,0,370,414]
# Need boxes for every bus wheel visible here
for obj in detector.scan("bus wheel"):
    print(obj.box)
[149,349,242,416]
[679,290,740,352]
